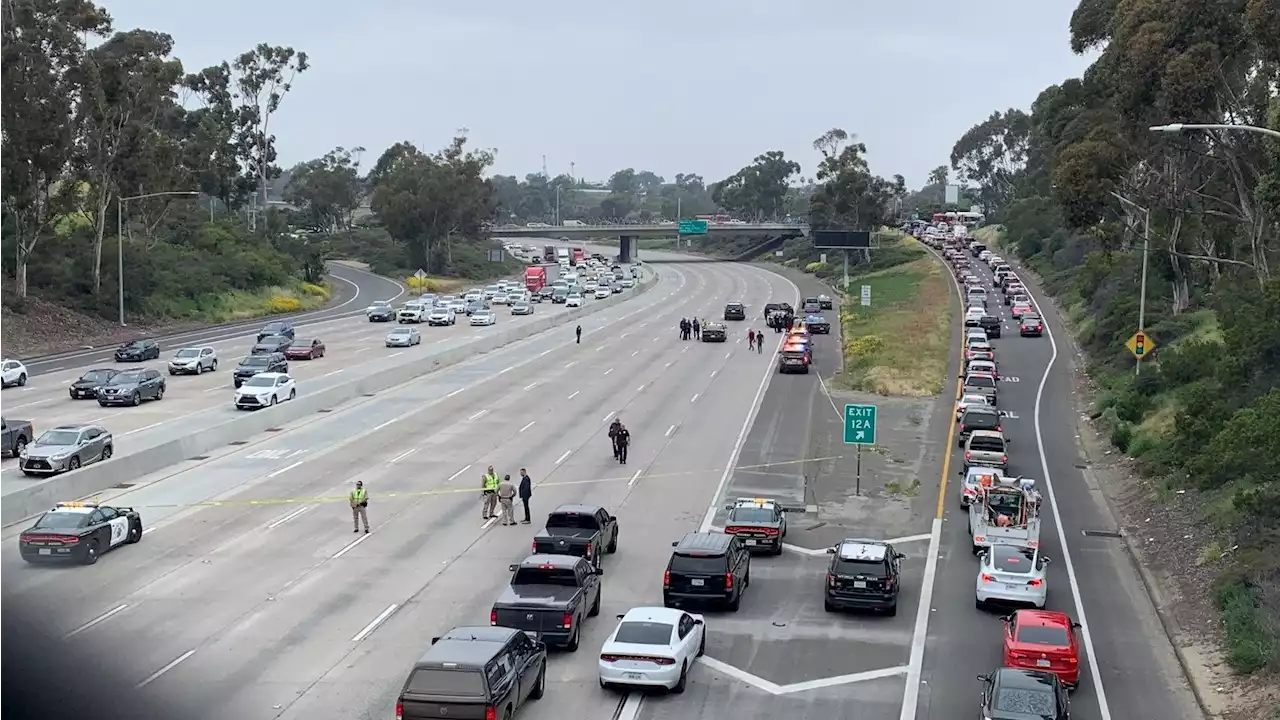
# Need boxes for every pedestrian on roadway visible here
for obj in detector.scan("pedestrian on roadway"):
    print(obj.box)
[518,468,533,524]
[692,318,701,340]
[747,329,756,350]
[497,474,518,526]
[481,466,500,519]
[576,325,582,344]
[350,480,370,534]
[608,418,623,458]
[615,423,631,464]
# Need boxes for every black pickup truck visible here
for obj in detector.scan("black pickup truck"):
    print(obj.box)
[532,504,619,572]
[0,412,34,456]
[491,554,602,651]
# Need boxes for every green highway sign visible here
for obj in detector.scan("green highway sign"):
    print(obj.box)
[678,219,709,235]
[843,403,878,445]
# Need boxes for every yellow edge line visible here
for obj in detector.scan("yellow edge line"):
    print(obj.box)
[934,246,965,520]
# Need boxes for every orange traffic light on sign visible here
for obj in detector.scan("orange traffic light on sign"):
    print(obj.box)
[1125,331,1156,359]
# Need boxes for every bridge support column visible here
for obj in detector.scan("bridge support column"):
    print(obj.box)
[618,236,634,264]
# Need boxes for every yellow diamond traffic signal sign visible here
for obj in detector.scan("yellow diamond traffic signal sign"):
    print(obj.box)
[1126,331,1155,359]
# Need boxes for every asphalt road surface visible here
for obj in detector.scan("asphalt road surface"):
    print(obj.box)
[914,244,1202,720]
[1,253,805,720]
[0,262,585,493]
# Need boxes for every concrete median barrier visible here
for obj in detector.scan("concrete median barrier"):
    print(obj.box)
[2,271,658,526]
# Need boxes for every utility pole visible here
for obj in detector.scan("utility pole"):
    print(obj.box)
[570,162,575,183]
[542,154,548,178]
[1110,191,1151,376]
[555,186,561,226]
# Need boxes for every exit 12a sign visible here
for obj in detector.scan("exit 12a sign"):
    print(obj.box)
[844,404,878,445]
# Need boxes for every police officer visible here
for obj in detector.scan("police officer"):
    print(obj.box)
[350,480,370,533]
[615,423,631,464]
[692,318,701,340]
[481,466,500,519]
[608,418,623,458]
[497,475,518,526]
[576,324,582,344]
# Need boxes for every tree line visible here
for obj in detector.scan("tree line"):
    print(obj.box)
[949,0,1278,677]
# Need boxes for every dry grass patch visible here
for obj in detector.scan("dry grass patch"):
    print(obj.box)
[834,256,953,397]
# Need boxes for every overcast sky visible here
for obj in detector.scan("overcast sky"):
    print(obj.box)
[105,0,1093,188]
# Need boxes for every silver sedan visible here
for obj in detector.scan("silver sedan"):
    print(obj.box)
[975,544,1050,609]
[385,327,421,347]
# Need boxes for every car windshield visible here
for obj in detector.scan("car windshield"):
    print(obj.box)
[729,507,775,523]
[512,567,578,586]
[36,430,80,446]
[669,554,726,574]
[546,512,600,530]
[963,411,1000,428]
[1016,625,1070,647]
[112,372,144,384]
[264,323,285,332]
[970,436,1006,452]
[32,511,88,530]
[993,546,1036,573]
[1023,315,1041,323]
[243,376,275,388]
[835,558,889,578]
[966,375,996,389]
[175,349,200,358]
[242,357,269,366]
[614,621,673,646]
[993,687,1057,715]
[371,301,389,307]
[391,329,412,335]
[80,370,114,382]
[293,339,312,346]
[404,668,485,697]
[122,341,146,349]
[258,337,283,345]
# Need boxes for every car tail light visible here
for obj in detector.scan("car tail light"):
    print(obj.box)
[980,574,995,583]
[490,609,498,625]
[562,612,573,628]
[395,700,403,720]
[531,540,537,552]
[725,572,734,590]
[827,573,835,588]
[958,423,966,432]
[485,707,497,720]
[586,542,594,556]
[663,570,670,587]
[1027,579,1043,587]
[762,527,780,537]
[964,452,972,462]
[1067,655,1078,664]
[884,576,896,589]
[1001,455,1008,464]
[995,425,1002,432]
[974,536,986,544]
[600,654,619,662]
[723,526,740,534]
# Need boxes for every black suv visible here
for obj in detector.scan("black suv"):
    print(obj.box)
[233,353,288,388]
[824,538,905,615]
[663,532,751,611]
[958,406,1003,446]
[978,314,1002,338]
[723,302,746,321]
[398,626,546,720]
[257,320,295,342]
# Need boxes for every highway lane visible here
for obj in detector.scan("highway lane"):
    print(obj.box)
[0,264,616,489]
[2,257,799,720]
[12,261,402,374]
[916,244,1201,720]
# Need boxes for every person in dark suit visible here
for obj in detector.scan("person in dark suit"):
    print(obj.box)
[615,424,631,464]
[518,468,533,524]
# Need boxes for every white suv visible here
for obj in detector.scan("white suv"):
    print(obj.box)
[1,359,29,388]
[397,302,429,323]
[234,372,296,410]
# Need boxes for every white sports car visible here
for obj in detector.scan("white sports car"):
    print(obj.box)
[598,606,705,693]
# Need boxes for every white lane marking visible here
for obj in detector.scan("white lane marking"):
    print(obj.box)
[681,346,689,353]
[628,469,643,487]
[468,409,489,421]
[203,386,224,393]
[322,369,344,378]
[123,422,164,436]
[446,464,473,483]
[665,424,677,437]
[698,657,908,695]
[691,393,699,403]
[498,366,513,375]
[710,370,718,378]
[636,384,645,392]
[603,367,613,376]
[6,398,52,410]
[481,516,498,529]
[266,461,303,478]
[389,449,416,463]
[372,418,397,431]
[64,604,129,638]
[884,533,933,545]
[565,361,577,368]
[664,361,673,368]
[350,604,399,643]
[524,382,538,391]
[554,449,572,465]
[539,349,552,357]
[387,351,403,358]
[446,388,463,398]
[724,352,732,359]
[631,350,639,356]
[332,533,372,558]
[519,421,536,433]
[135,649,196,689]
[567,390,579,400]
[620,332,628,338]
[602,411,616,423]
[267,506,312,529]
[594,345,605,352]
[142,526,156,536]
[85,411,123,424]
[353,347,369,354]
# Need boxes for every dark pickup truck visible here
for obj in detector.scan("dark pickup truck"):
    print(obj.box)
[1,417,33,458]
[531,504,619,571]
[491,554,602,651]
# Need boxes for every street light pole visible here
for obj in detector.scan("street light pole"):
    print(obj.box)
[1149,122,1280,140]
[117,190,201,326]
[1110,190,1151,376]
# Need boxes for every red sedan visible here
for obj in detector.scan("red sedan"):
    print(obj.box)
[1020,316,1044,337]
[284,338,326,360]
[1001,609,1081,687]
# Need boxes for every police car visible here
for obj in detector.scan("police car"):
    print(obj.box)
[721,497,795,555]
[18,501,143,565]
[823,539,905,615]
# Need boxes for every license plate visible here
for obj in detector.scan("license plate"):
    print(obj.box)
[853,581,867,589]
[691,579,704,587]
[745,539,757,546]
[1037,659,1051,668]
[38,549,51,555]
[1003,583,1020,591]
[624,672,643,680]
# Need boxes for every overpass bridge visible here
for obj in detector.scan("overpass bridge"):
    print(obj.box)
[487,222,809,263]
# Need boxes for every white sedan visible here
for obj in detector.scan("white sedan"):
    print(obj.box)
[976,544,1050,609]
[599,607,705,693]
[470,309,497,326]
[1,358,29,388]
[234,372,296,410]
[594,287,611,300]
[566,294,583,308]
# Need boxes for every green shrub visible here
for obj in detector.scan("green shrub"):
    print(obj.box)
[1212,580,1276,674]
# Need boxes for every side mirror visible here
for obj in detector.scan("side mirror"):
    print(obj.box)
[723,504,734,510]
[693,618,704,625]
[958,469,965,476]
[1072,621,1082,628]
[431,636,441,645]
[594,568,604,575]
[616,613,627,619]
[508,564,519,572]
[896,553,907,559]
[976,673,990,682]
[671,541,679,547]
[1041,557,1052,564]
[1000,614,1014,623]
[825,547,837,554]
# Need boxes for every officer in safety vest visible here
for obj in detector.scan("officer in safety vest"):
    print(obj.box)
[350,480,370,533]
[481,466,500,519]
